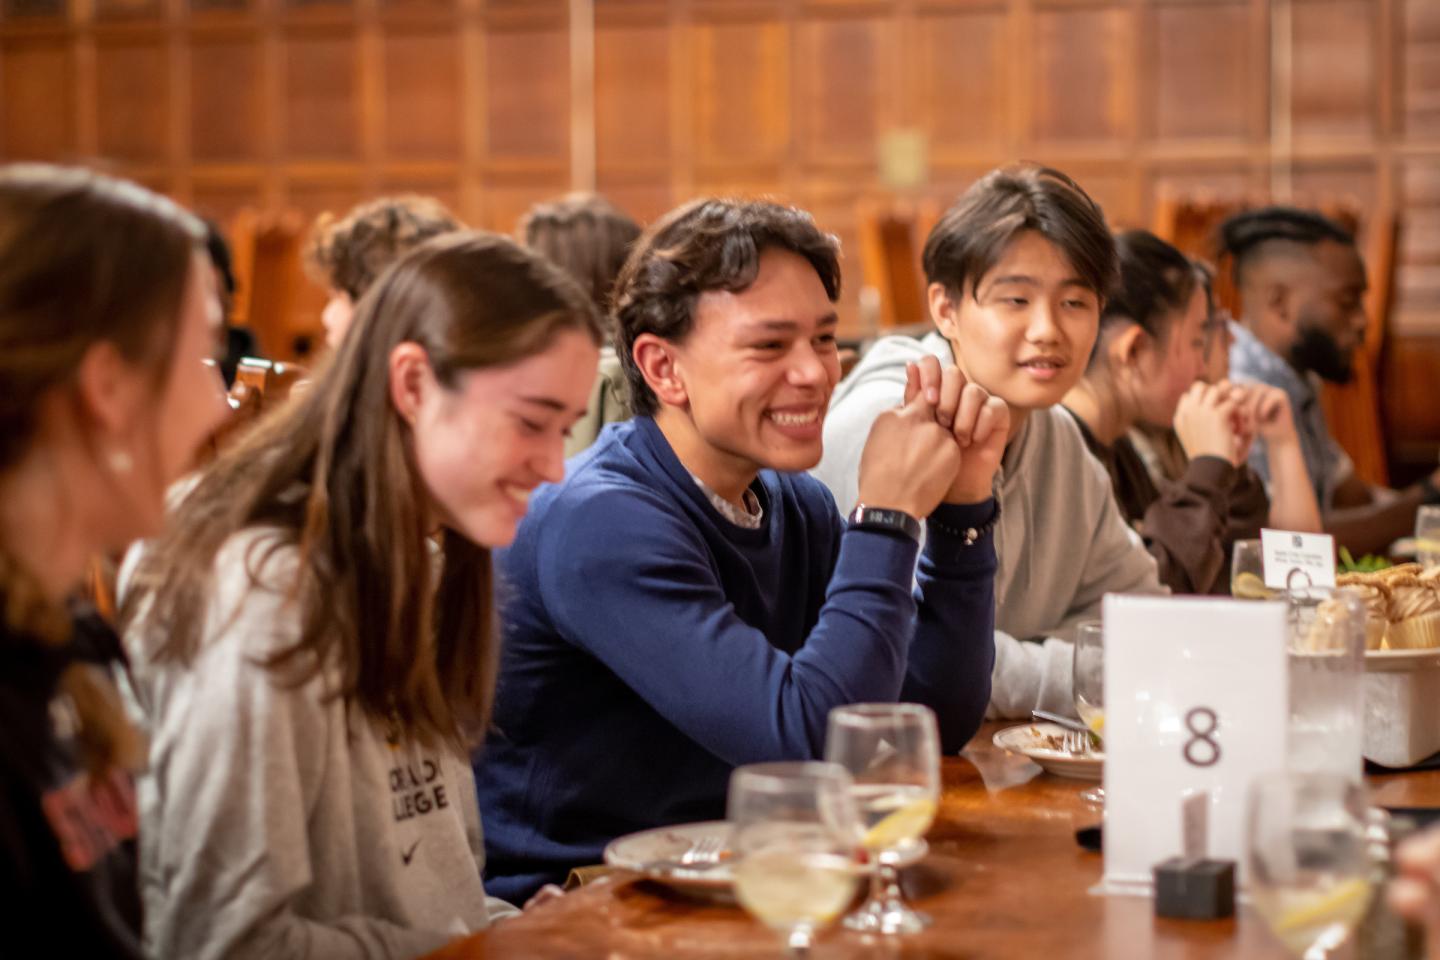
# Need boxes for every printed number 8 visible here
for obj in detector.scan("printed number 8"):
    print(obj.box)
[1183,707,1220,768]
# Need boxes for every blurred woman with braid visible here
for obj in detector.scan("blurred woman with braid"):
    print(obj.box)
[0,164,229,956]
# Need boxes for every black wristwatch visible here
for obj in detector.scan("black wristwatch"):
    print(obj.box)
[847,504,923,544]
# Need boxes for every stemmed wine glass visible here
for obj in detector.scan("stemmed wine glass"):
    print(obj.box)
[1072,619,1104,805]
[825,703,941,934]
[728,762,863,956]
[1247,771,1373,959]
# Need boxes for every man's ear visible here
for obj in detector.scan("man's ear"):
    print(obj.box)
[1263,279,1294,330]
[632,334,688,409]
[388,341,435,426]
[927,282,960,340]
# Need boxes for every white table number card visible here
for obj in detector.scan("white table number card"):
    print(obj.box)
[1260,528,1336,590]
[1102,595,1288,893]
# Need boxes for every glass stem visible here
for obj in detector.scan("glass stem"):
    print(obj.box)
[881,862,903,905]
[868,858,887,905]
[787,925,813,956]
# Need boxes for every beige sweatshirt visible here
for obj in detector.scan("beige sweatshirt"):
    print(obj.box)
[813,332,1165,719]
[123,530,516,960]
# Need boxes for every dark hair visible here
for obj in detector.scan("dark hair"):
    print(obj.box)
[1219,206,1354,286]
[203,218,236,303]
[305,195,462,301]
[613,198,841,417]
[922,163,1118,302]
[1090,230,1199,369]
[519,192,642,318]
[125,231,603,750]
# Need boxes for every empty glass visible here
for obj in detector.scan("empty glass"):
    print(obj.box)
[1285,587,1367,782]
[1416,505,1440,570]
[1247,771,1372,958]
[727,762,863,956]
[825,703,940,934]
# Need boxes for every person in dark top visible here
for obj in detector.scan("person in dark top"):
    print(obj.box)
[1061,229,1306,594]
[476,198,1005,904]
[0,164,229,956]
[201,218,261,387]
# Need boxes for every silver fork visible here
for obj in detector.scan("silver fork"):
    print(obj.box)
[1061,728,1088,756]
[679,834,725,867]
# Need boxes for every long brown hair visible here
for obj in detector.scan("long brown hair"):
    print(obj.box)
[122,231,602,749]
[0,163,204,773]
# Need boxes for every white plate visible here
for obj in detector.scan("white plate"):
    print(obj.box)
[992,722,1104,781]
[603,820,736,896]
[1366,647,1440,673]
[602,819,930,898]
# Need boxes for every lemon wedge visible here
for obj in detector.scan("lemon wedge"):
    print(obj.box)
[862,798,937,851]
[1233,571,1274,600]
[1273,878,1372,936]
[1086,712,1105,735]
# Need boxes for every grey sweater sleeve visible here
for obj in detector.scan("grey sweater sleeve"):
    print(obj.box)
[988,630,1078,719]
[139,573,463,960]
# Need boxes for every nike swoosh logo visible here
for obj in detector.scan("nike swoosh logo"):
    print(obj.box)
[401,840,420,866]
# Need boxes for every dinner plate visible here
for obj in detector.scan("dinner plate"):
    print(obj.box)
[992,722,1104,781]
[603,820,736,896]
[1365,646,1440,673]
[602,819,930,899]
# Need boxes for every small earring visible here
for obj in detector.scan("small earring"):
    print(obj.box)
[107,448,134,475]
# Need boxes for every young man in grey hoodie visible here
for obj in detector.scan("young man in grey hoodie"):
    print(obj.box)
[814,164,1164,719]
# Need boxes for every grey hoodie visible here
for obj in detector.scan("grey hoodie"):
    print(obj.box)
[123,530,517,960]
[813,332,1164,719]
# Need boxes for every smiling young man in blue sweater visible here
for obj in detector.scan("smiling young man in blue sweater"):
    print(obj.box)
[474,198,1006,904]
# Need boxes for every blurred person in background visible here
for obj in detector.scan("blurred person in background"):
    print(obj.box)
[1060,229,1310,595]
[305,195,462,351]
[518,192,643,456]
[1223,206,1440,556]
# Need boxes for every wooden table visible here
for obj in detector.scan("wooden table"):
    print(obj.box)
[432,722,1439,959]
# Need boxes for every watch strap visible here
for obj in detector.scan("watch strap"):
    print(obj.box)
[846,504,923,543]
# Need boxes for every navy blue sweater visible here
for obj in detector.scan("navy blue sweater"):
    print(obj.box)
[475,416,996,904]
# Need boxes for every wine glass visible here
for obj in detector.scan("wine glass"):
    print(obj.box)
[1247,771,1373,959]
[1232,538,1274,599]
[825,703,941,934]
[1072,620,1104,805]
[1416,505,1440,570]
[727,762,863,956]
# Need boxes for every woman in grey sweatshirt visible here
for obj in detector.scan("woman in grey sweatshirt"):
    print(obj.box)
[814,165,1164,721]
[120,233,605,959]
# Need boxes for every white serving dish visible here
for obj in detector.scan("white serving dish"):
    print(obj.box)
[1364,647,1440,766]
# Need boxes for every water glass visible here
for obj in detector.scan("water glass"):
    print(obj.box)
[728,762,863,956]
[1285,587,1367,782]
[825,703,940,935]
[1232,538,1274,599]
[1073,620,1104,804]
[1416,505,1440,570]
[1247,771,1372,958]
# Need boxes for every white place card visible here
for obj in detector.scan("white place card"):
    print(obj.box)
[1102,595,1288,893]
[1261,528,1336,590]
